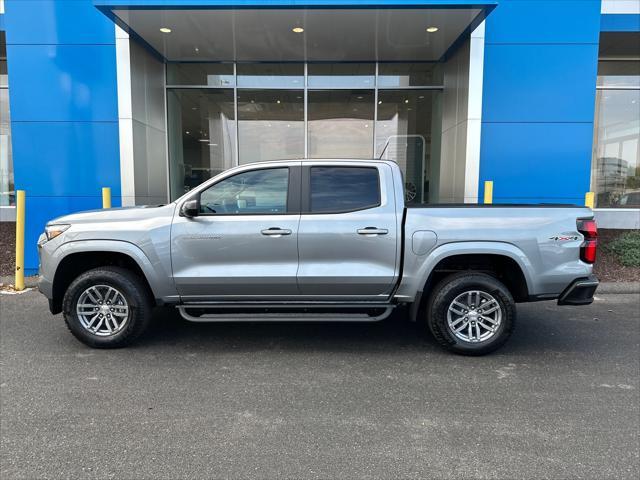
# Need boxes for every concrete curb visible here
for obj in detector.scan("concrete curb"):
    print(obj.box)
[597,282,640,294]
[0,275,39,289]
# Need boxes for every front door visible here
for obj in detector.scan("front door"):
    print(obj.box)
[296,163,400,299]
[171,165,301,301]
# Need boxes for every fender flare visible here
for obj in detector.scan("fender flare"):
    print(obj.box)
[51,239,171,300]
[407,241,534,322]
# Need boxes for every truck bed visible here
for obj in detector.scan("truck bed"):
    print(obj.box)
[397,204,594,301]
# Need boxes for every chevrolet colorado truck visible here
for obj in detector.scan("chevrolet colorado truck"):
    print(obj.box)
[38,160,599,355]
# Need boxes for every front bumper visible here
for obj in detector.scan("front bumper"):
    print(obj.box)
[557,275,599,306]
[37,267,53,299]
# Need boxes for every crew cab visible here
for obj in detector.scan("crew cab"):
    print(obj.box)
[38,160,599,355]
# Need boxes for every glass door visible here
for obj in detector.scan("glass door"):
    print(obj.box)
[376,90,440,204]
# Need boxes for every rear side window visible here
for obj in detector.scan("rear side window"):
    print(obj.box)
[310,166,381,213]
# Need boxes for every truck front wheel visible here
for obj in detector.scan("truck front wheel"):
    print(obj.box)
[426,272,516,355]
[62,266,153,348]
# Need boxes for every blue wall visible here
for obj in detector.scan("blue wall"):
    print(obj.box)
[479,0,601,204]
[4,0,121,274]
[2,0,611,272]
[600,13,640,32]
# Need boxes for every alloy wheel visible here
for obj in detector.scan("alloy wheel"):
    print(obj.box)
[76,285,130,337]
[446,290,502,343]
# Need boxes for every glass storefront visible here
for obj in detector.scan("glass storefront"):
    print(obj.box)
[167,62,443,201]
[308,90,375,159]
[237,90,304,163]
[167,89,236,194]
[376,90,439,204]
[591,33,640,208]
[0,31,14,207]
[307,63,375,88]
[237,63,304,88]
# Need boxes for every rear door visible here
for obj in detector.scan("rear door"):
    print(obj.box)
[296,163,400,299]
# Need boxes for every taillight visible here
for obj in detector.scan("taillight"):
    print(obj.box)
[577,218,598,264]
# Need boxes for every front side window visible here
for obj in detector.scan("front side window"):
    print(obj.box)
[199,168,288,215]
[310,166,380,213]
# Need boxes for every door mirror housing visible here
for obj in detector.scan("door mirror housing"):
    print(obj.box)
[181,199,200,218]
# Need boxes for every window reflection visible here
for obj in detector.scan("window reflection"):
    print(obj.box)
[307,63,375,88]
[310,167,380,213]
[597,61,640,88]
[237,63,304,88]
[167,63,235,87]
[167,89,236,199]
[200,168,289,215]
[377,63,442,87]
[166,62,445,204]
[237,90,304,164]
[0,31,13,206]
[308,90,374,158]
[376,90,440,204]
[592,34,640,209]
[592,89,640,208]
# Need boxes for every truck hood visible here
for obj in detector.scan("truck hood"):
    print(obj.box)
[48,204,176,225]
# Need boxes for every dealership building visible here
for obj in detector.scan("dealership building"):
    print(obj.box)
[0,0,638,274]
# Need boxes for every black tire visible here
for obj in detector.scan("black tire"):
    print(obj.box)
[62,266,153,348]
[425,272,516,356]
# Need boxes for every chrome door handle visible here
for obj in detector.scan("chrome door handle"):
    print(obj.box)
[261,227,292,236]
[357,227,389,235]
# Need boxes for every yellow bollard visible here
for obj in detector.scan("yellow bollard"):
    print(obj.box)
[14,190,25,291]
[102,187,112,209]
[585,191,595,209]
[484,181,493,204]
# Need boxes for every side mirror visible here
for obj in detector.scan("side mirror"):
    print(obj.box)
[181,199,200,218]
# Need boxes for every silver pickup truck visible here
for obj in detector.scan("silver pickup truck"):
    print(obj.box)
[38,160,599,355]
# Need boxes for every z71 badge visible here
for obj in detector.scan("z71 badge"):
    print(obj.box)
[549,235,580,241]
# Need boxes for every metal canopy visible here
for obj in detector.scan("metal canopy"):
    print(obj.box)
[95,2,494,62]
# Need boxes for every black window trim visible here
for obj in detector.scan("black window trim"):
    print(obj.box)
[301,165,382,215]
[189,165,301,217]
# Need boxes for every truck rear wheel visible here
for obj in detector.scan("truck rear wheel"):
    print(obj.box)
[426,272,515,355]
[62,266,153,348]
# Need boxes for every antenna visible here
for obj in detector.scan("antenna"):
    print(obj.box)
[378,139,390,160]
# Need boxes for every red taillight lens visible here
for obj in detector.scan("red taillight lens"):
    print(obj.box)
[577,219,598,264]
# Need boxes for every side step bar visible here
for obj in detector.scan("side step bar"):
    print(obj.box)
[177,304,395,323]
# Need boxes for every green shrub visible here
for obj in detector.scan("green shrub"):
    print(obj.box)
[605,230,640,267]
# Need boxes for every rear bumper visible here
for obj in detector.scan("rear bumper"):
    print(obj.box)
[557,275,599,306]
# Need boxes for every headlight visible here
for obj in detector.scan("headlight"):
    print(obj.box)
[44,224,71,241]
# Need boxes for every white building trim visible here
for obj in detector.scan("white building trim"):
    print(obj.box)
[115,25,136,207]
[601,0,640,14]
[464,20,485,204]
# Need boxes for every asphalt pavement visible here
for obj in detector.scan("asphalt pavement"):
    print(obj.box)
[1,291,639,479]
